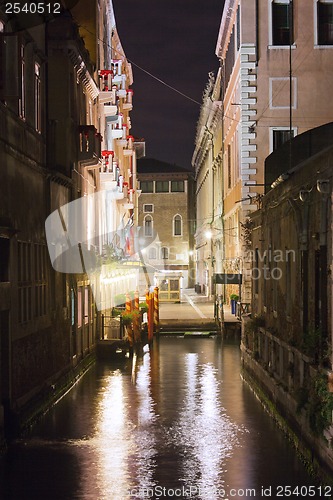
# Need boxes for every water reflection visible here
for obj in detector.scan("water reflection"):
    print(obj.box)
[83,352,159,499]
[0,337,315,500]
[172,354,241,497]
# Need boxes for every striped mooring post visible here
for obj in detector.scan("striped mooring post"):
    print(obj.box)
[126,292,132,313]
[125,292,133,345]
[153,286,159,334]
[148,292,154,342]
[133,289,140,343]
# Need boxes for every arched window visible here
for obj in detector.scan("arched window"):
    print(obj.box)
[148,246,157,259]
[144,215,153,237]
[173,214,182,236]
[161,247,169,260]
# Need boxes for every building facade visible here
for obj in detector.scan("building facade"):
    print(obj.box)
[192,72,223,298]
[244,127,333,474]
[0,0,138,441]
[195,0,333,305]
[137,158,195,294]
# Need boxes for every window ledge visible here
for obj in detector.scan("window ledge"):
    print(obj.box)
[268,44,297,50]
[314,44,333,49]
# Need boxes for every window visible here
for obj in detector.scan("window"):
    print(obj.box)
[254,248,259,295]
[236,7,241,51]
[84,287,89,325]
[34,62,41,132]
[19,45,25,119]
[143,204,154,213]
[173,214,182,236]
[140,181,153,193]
[285,255,292,317]
[0,21,5,99]
[155,180,169,192]
[271,0,293,46]
[148,247,157,259]
[227,144,232,189]
[270,127,296,152]
[224,27,235,93]
[34,243,47,317]
[171,180,184,192]
[18,242,33,323]
[161,247,169,259]
[77,287,82,328]
[0,237,9,282]
[144,215,153,237]
[317,1,333,45]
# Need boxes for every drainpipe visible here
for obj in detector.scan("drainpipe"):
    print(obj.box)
[255,0,259,66]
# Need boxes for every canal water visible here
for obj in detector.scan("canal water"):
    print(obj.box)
[0,337,323,499]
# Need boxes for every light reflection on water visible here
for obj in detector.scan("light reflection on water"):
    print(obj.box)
[170,354,242,497]
[0,337,314,500]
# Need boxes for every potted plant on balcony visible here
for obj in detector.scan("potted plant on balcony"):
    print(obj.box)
[230,294,239,315]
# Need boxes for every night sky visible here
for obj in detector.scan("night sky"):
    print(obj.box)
[112,0,224,169]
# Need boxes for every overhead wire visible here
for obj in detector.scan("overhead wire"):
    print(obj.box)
[79,22,328,132]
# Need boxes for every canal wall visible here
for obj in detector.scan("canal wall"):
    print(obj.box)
[241,342,333,485]
[5,351,96,445]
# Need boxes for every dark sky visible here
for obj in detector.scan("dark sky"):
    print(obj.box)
[112,0,224,169]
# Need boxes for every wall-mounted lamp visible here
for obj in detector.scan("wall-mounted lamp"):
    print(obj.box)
[316,179,330,194]
[299,190,310,202]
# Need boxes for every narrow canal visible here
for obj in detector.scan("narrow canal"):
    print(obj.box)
[0,337,322,499]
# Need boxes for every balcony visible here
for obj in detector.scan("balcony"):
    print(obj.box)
[100,103,118,118]
[98,69,113,91]
[111,59,123,76]
[78,125,102,163]
[100,172,117,190]
[99,88,117,104]
[123,135,134,155]
[117,89,127,99]
[122,89,134,111]
[123,149,133,156]
[111,128,123,139]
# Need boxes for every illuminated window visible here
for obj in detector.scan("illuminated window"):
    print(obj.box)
[34,62,41,132]
[19,45,25,119]
[77,287,82,328]
[84,287,89,325]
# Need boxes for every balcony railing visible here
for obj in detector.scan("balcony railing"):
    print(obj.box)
[101,150,114,172]
[100,103,118,118]
[98,61,126,92]
[122,89,133,110]
[78,125,102,162]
